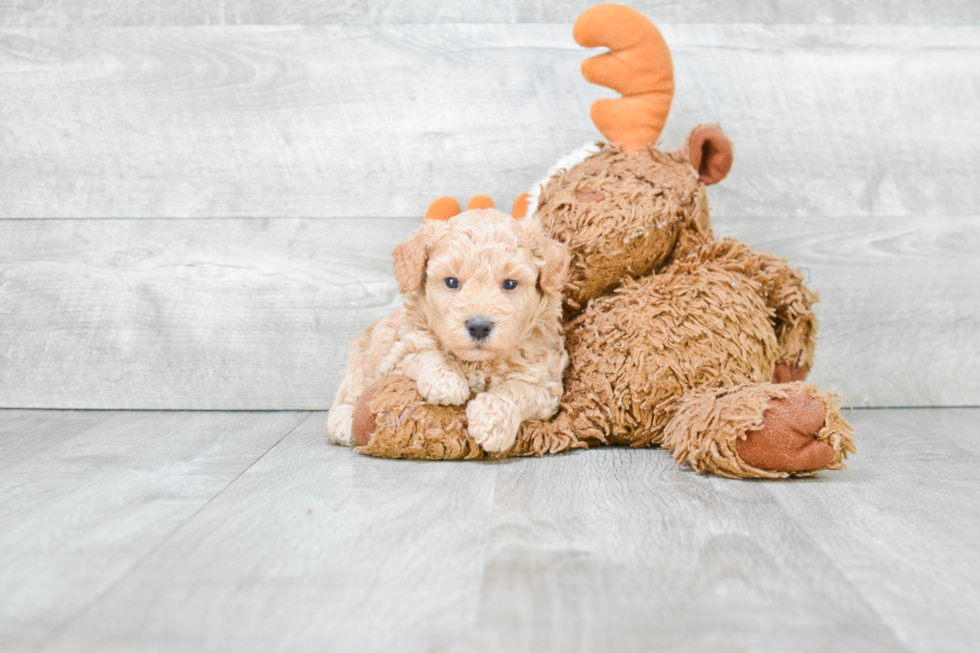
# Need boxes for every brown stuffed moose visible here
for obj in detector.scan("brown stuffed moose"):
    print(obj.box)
[338,3,856,479]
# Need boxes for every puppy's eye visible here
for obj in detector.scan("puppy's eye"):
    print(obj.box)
[444,277,460,289]
[502,279,518,291]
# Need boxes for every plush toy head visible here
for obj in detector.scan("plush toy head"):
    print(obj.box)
[534,4,734,313]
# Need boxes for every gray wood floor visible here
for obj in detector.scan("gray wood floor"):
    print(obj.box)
[1,406,978,652]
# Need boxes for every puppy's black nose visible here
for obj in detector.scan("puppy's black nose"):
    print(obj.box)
[465,317,494,341]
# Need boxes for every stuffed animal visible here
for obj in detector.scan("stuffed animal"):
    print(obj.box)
[341,3,856,479]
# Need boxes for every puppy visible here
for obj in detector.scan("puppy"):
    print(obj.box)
[327,208,570,452]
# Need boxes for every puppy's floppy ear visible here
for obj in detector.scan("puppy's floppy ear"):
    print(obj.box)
[526,223,570,299]
[392,223,438,294]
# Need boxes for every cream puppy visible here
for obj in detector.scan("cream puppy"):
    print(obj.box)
[327,209,570,452]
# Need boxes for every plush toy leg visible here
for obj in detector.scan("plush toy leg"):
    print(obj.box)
[668,239,819,379]
[350,376,586,460]
[662,382,856,479]
[729,247,819,376]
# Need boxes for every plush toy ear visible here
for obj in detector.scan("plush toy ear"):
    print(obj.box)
[511,192,531,219]
[687,124,734,185]
[392,225,434,294]
[425,196,462,221]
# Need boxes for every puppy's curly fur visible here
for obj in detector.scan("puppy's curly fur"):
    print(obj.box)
[327,209,571,452]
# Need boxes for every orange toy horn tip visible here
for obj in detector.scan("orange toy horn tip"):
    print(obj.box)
[425,196,462,221]
[511,192,530,219]
[466,195,495,210]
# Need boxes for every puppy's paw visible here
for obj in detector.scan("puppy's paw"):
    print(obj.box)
[467,393,521,453]
[417,370,470,406]
[326,404,356,446]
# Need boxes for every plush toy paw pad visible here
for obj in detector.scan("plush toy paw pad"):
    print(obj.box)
[772,363,808,383]
[351,383,381,447]
[417,370,470,406]
[737,391,835,473]
[466,393,520,453]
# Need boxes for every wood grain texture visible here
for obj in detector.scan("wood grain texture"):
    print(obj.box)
[724,214,980,408]
[2,1,978,27]
[0,409,121,472]
[0,24,977,220]
[470,444,903,653]
[0,406,969,652]
[1,22,978,409]
[0,409,308,650]
[44,411,500,653]
[0,218,410,410]
[765,408,980,653]
[2,213,978,410]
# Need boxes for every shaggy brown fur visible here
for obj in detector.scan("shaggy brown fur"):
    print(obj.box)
[536,140,817,372]
[336,1,854,479]
[552,239,781,448]
[535,143,707,314]
[344,127,855,479]
[357,376,855,480]
[356,376,586,460]
[664,383,856,479]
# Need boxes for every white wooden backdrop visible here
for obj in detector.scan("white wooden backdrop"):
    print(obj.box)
[1,2,978,409]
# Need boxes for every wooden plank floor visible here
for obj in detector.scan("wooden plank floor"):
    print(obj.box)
[2,407,978,652]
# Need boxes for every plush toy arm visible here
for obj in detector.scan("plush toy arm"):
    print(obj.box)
[351,377,586,460]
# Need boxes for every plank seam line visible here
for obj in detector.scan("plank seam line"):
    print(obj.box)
[761,482,916,653]
[472,461,501,625]
[41,410,314,645]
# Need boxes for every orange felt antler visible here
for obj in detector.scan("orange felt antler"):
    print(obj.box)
[573,3,674,152]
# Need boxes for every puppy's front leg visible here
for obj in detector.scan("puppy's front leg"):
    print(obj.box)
[404,349,471,406]
[467,380,560,453]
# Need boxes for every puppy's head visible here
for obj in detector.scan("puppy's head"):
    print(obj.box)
[392,209,570,362]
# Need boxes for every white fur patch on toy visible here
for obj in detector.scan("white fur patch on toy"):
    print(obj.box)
[525,141,601,218]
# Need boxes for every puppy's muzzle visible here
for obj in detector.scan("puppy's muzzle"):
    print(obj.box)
[465,317,494,341]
